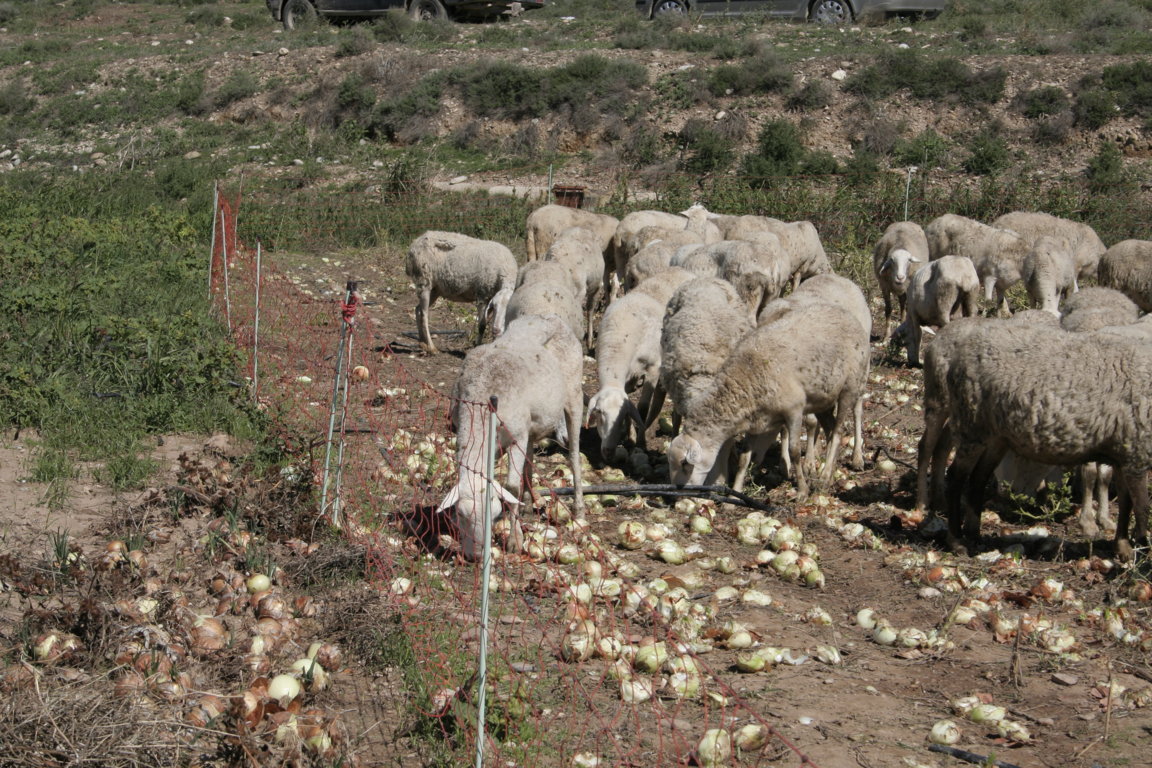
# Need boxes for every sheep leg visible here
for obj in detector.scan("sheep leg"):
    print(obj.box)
[566,398,585,521]
[802,413,821,479]
[730,442,753,493]
[416,286,438,354]
[906,318,923,368]
[503,439,529,555]
[642,384,666,430]
[1079,463,1101,538]
[850,392,865,471]
[474,299,489,345]
[917,415,949,514]
[1114,467,1148,562]
[1097,463,1115,533]
[945,441,992,553]
[881,289,893,341]
[786,411,808,500]
[816,409,843,491]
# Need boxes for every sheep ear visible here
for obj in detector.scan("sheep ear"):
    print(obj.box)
[497,485,521,506]
[911,255,923,263]
[623,399,645,430]
[436,484,461,514]
[585,393,601,428]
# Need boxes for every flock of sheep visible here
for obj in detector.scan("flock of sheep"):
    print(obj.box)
[403,203,1152,563]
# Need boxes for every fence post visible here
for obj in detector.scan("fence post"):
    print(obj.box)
[208,182,219,301]
[904,166,917,222]
[252,241,262,403]
[222,205,233,333]
[474,395,499,768]
[319,281,359,528]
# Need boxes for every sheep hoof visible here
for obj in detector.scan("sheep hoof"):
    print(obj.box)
[1078,518,1100,539]
[1116,538,1135,562]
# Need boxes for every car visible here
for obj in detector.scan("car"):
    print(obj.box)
[268,0,544,30]
[636,0,946,22]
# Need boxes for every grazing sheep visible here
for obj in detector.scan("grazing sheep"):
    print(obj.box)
[543,226,607,348]
[1098,239,1152,313]
[624,228,706,290]
[667,302,869,500]
[1021,235,1078,315]
[405,231,518,354]
[923,214,1028,315]
[873,221,928,339]
[661,277,756,431]
[611,210,695,299]
[941,321,1151,559]
[896,255,981,367]
[706,213,832,289]
[439,314,585,561]
[992,211,1106,282]
[587,268,696,460]
[672,238,789,315]
[757,274,872,472]
[525,204,618,263]
[501,278,585,343]
[1059,286,1140,333]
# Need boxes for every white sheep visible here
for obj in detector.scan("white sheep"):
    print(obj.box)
[525,203,618,262]
[623,228,706,290]
[501,278,585,343]
[706,212,832,289]
[671,237,789,316]
[1021,235,1078,315]
[611,210,695,300]
[1059,286,1140,333]
[1098,239,1152,313]
[923,213,1029,314]
[667,302,869,500]
[896,255,981,367]
[438,314,585,561]
[939,320,1151,559]
[873,221,928,339]
[405,231,518,354]
[586,268,696,460]
[543,226,607,348]
[992,211,1106,282]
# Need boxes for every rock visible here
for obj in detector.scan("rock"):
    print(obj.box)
[1052,672,1079,686]
[831,69,847,81]
[278,47,289,57]
[184,151,201,160]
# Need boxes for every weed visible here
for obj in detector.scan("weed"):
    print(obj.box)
[707,52,793,97]
[1033,112,1073,145]
[370,76,445,142]
[859,117,903,157]
[1099,60,1152,117]
[185,6,228,26]
[1085,141,1131,193]
[847,50,1006,105]
[0,2,16,24]
[96,451,159,492]
[892,129,950,169]
[0,79,34,116]
[1073,88,1117,129]
[786,80,833,111]
[963,129,1010,176]
[335,25,377,58]
[213,71,258,109]
[1018,85,1069,118]
[654,69,711,109]
[677,119,734,175]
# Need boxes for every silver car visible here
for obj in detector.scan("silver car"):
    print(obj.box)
[636,0,947,22]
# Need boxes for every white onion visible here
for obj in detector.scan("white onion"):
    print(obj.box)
[969,704,1006,724]
[742,589,773,607]
[695,729,732,767]
[873,623,897,646]
[997,719,1031,742]
[654,540,686,565]
[620,677,654,703]
[733,723,767,752]
[617,521,646,550]
[571,752,601,768]
[246,573,271,593]
[690,515,713,535]
[857,609,879,630]
[929,719,961,745]
[668,672,701,698]
[268,673,303,706]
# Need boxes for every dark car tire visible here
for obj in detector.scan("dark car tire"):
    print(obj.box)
[651,0,689,17]
[810,0,853,24]
[409,0,448,21]
[282,0,318,30]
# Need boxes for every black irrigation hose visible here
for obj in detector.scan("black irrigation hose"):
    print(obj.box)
[537,483,787,515]
[927,744,1022,768]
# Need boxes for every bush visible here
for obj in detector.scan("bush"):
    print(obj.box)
[185,6,227,26]
[0,3,17,24]
[1084,141,1129,193]
[800,150,840,176]
[335,26,377,58]
[846,50,1006,105]
[677,119,734,175]
[336,73,377,124]
[963,130,1010,176]
[892,129,950,168]
[213,71,258,109]
[859,118,903,157]
[786,81,833,111]
[1018,85,1069,118]
[1073,88,1117,129]
[740,119,807,188]
[0,79,33,116]
[842,149,879,187]
[1033,113,1073,145]
[707,53,793,97]
[1100,60,1152,117]
[371,76,444,142]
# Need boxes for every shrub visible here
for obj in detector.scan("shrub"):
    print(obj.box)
[0,3,17,24]
[1033,113,1073,145]
[1018,85,1068,118]
[335,26,377,58]
[459,61,544,120]
[371,76,444,142]
[185,6,227,26]
[213,71,258,109]
[175,71,208,115]
[740,119,807,188]
[800,151,840,176]
[892,129,950,168]
[1084,141,1129,193]
[677,119,734,174]
[620,125,664,169]
[1100,60,1152,117]
[786,81,833,111]
[654,70,711,109]
[1073,88,1117,129]
[842,149,879,187]
[0,80,33,116]
[963,130,1010,176]
[707,53,793,97]
[336,73,377,123]
[859,118,902,157]
[846,50,1006,105]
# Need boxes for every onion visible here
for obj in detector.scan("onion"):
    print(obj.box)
[742,589,773,607]
[654,540,686,564]
[805,569,826,589]
[246,573,271,593]
[873,623,897,646]
[735,652,767,673]
[572,752,601,768]
[268,673,303,706]
[617,521,646,550]
[620,678,654,703]
[714,556,737,574]
[929,719,961,745]
[352,365,370,381]
[561,631,596,663]
[997,719,1031,742]
[814,645,841,665]
[633,642,667,673]
[725,630,754,650]
[968,704,1006,724]
[690,515,713,535]
[733,723,767,752]
[668,671,700,699]
[290,658,330,691]
[695,729,731,768]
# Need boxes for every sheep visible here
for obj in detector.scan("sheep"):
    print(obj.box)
[525,204,618,263]
[586,268,697,460]
[706,213,832,289]
[1021,235,1078,315]
[623,228,706,290]
[405,231,518,354]
[873,221,928,339]
[611,210,694,300]
[756,274,872,472]
[501,278,585,344]
[671,238,789,315]
[896,255,981,367]
[1098,239,1152,313]
[667,302,869,500]
[438,314,585,561]
[661,277,754,418]
[542,226,607,348]
[992,211,1106,282]
[940,321,1151,559]
[923,214,1030,315]
[1059,286,1140,333]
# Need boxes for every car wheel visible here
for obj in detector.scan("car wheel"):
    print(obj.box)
[409,0,448,21]
[651,0,689,18]
[281,0,317,30]
[810,0,852,24]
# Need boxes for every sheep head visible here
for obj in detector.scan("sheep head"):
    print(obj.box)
[437,474,520,562]
[667,432,722,486]
[587,387,644,460]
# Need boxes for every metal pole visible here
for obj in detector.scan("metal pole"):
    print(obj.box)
[474,396,499,768]
[547,164,553,205]
[320,281,356,525]
[252,241,262,403]
[208,182,219,301]
[904,166,916,222]
[329,324,355,528]
[222,204,233,333]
